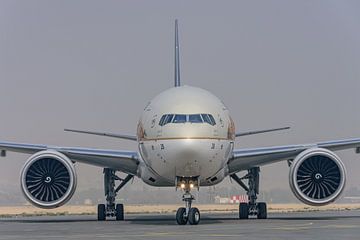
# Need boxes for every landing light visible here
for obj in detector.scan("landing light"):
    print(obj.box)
[180,183,186,189]
[190,183,194,189]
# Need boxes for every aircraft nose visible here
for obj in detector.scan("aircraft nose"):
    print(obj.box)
[174,140,202,177]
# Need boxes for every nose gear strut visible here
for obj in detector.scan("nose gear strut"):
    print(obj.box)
[175,177,200,225]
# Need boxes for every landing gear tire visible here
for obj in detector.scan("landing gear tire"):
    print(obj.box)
[176,207,188,225]
[116,204,124,221]
[97,204,106,221]
[232,168,268,220]
[257,202,267,219]
[188,208,200,225]
[239,203,249,219]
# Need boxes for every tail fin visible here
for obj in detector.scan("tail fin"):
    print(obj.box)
[174,19,181,87]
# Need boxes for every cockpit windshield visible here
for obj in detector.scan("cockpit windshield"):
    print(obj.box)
[165,114,174,124]
[201,114,211,125]
[173,114,187,123]
[159,113,216,126]
[189,114,202,123]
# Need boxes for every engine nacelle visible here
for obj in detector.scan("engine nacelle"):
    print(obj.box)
[289,148,346,206]
[20,150,77,209]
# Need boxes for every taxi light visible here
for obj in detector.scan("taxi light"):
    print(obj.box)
[180,183,186,189]
[190,183,194,189]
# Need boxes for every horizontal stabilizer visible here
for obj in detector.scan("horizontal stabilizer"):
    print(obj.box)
[235,127,290,137]
[64,129,137,141]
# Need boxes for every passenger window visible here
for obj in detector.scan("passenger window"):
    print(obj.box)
[173,114,186,123]
[189,114,203,123]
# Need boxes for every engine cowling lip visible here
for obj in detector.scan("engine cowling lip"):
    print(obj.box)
[289,148,346,206]
[20,150,77,209]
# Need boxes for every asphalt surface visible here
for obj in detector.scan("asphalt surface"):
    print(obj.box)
[1,211,360,240]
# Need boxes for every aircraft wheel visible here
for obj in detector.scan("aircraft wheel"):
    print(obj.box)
[176,207,188,225]
[239,203,249,219]
[257,202,267,219]
[116,204,124,221]
[188,208,200,225]
[97,204,106,221]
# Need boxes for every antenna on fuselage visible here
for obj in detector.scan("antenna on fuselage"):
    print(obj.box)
[174,19,181,87]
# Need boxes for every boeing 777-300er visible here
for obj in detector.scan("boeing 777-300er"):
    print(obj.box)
[1,20,359,225]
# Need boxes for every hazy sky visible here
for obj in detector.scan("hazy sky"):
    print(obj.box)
[1,0,360,202]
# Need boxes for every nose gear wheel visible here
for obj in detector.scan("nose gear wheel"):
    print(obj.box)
[175,177,201,225]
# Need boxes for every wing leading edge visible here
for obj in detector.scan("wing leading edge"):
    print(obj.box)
[0,141,139,175]
[235,127,290,137]
[228,137,360,174]
[64,129,137,141]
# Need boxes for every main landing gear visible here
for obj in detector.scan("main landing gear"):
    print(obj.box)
[176,177,200,225]
[97,168,133,221]
[230,167,267,220]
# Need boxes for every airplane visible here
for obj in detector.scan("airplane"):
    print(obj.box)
[1,20,360,225]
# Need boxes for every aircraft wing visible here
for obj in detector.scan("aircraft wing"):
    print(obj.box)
[0,141,139,175]
[228,138,360,174]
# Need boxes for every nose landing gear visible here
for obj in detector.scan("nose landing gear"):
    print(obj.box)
[176,190,200,225]
[176,177,200,225]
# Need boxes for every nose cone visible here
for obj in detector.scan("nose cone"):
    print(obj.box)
[174,141,201,177]
[161,139,202,177]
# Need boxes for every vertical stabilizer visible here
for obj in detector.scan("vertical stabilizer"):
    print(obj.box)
[174,20,181,87]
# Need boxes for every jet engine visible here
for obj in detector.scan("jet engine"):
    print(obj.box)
[289,148,346,206]
[20,150,77,209]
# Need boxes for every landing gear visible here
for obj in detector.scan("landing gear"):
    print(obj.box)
[97,168,133,221]
[97,204,106,221]
[257,202,267,219]
[239,202,248,219]
[175,177,200,225]
[176,207,187,225]
[188,207,200,225]
[115,203,125,221]
[231,167,268,220]
[176,191,200,225]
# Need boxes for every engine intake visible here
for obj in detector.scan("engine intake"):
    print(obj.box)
[20,150,77,209]
[289,148,346,206]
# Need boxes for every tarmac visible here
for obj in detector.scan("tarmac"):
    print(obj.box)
[1,210,360,240]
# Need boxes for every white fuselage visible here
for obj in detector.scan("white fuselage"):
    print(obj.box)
[137,86,235,187]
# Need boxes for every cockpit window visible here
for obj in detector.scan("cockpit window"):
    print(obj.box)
[201,114,216,126]
[159,115,167,126]
[173,114,187,123]
[159,113,216,126]
[159,114,173,126]
[208,114,216,126]
[201,114,211,125]
[165,114,174,124]
[189,114,203,123]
